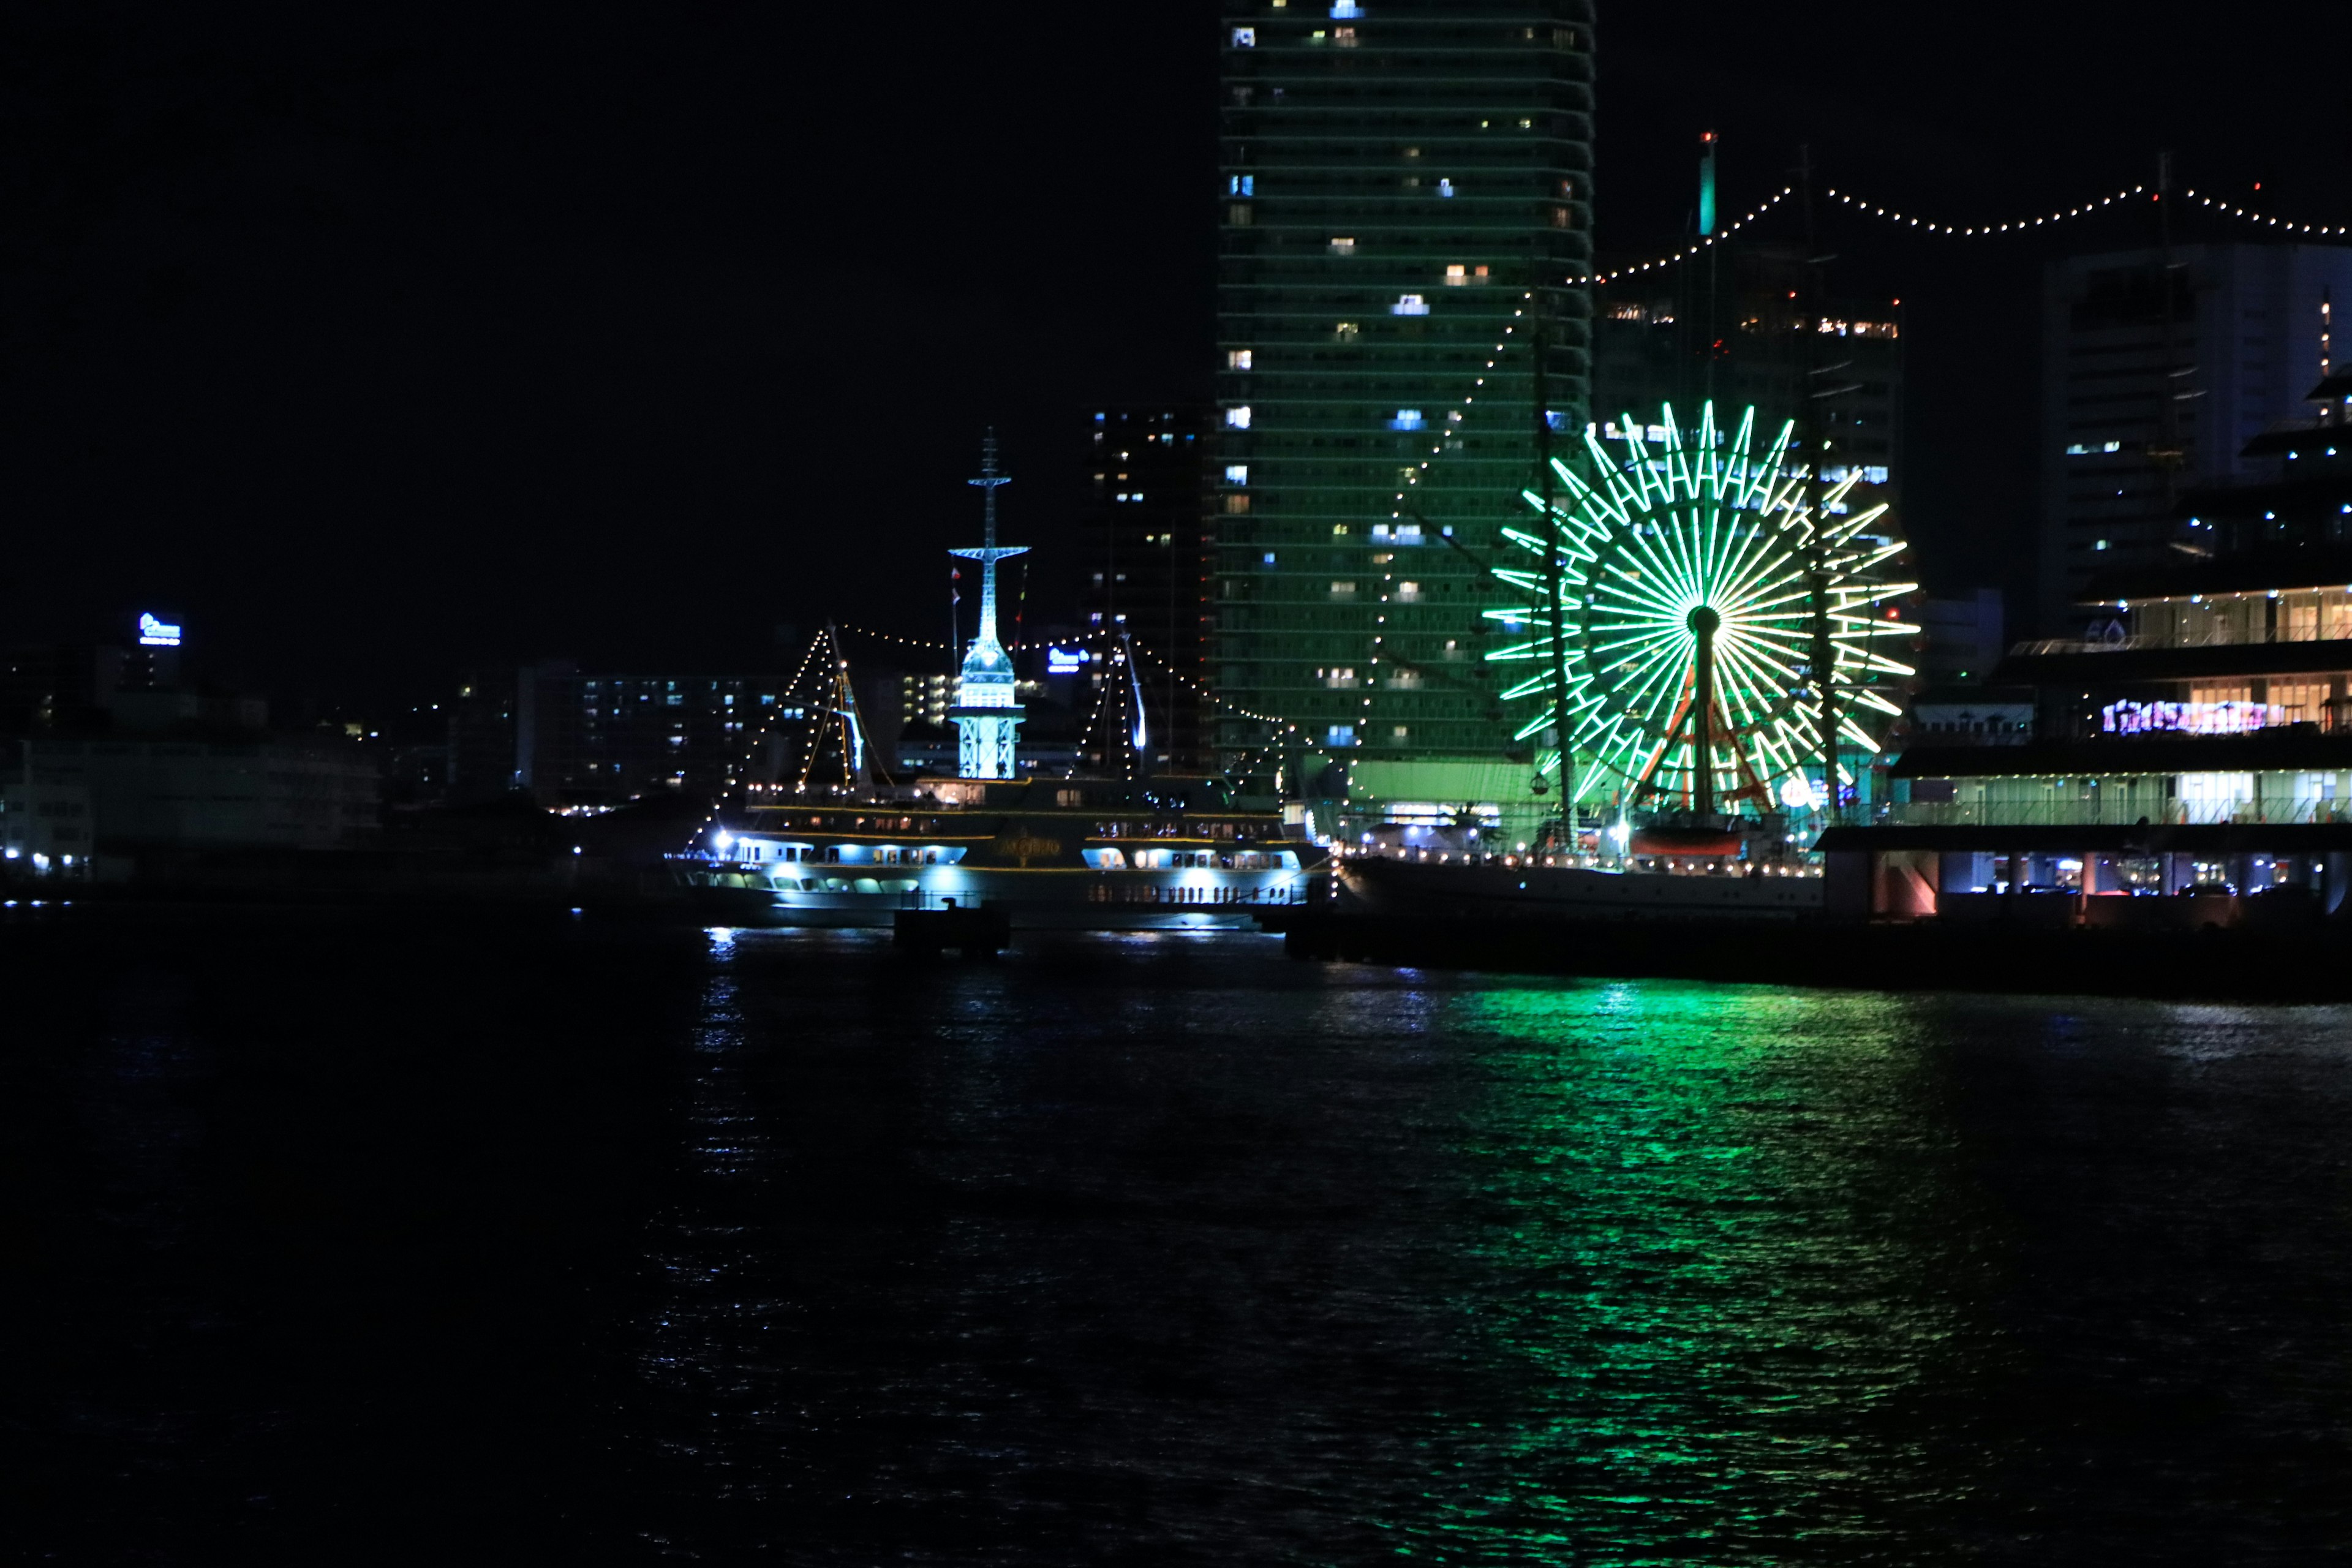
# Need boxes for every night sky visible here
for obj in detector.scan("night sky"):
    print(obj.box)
[2,2,2346,711]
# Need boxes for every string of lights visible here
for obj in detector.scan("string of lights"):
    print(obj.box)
[1563,186,1793,285]
[1072,642,1147,779]
[1390,296,1532,518]
[682,626,842,853]
[840,624,952,654]
[1109,630,1295,731]
[1825,181,2147,236]
[2181,188,2352,238]
[1398,175,2171,529]
[793,634,867,799]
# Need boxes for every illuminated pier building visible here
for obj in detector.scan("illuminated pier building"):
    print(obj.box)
[1828,366,2352,921]
[1212,2,1596,780]
[2037,243,2352,633]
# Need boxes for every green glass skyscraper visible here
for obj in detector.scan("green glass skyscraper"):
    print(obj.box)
[1212,2,1595,796]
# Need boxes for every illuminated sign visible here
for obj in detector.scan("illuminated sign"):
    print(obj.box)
[1046,646,1085,674]
[2101,699,2280,736]
[137,612,182,647]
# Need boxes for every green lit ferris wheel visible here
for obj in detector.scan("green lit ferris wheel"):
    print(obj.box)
[1487,402,1917,813]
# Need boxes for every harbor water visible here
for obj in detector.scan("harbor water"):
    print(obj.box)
[9,908,2351,1563]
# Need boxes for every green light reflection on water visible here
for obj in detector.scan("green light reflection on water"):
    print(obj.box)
[1385,979,1986,1566]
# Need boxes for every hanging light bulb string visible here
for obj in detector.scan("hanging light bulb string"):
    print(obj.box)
[2182,188,2352,238]
[681,625,840,853]
[840,624,952,654]
[1825,181,2146,236]
[1564,187,1794,285]
[1109,628,1292,728]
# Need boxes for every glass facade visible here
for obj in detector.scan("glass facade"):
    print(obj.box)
[1212,2,1596,764]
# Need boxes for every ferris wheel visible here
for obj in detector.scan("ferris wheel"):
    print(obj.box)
[1487,401,1917,814]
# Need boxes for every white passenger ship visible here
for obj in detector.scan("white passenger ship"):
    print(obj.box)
[676,774,1321,929]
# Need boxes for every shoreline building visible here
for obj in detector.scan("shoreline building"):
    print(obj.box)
[1212,2,1596,797]
[2,613,376,878]
[949,435,1027,780]
[448,663,799,804]
[2037,243,2352,633]
[1828,366,2352,921]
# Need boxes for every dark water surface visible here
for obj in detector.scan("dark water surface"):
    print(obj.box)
[7,909,2351,1564]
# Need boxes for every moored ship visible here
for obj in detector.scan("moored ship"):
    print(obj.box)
[677,774,1321,928]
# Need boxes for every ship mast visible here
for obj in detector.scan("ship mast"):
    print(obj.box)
[948,431,1029,780]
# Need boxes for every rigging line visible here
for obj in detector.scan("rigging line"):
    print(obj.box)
[839,624,954,653]
[1085,628,1295,727]
[1564,187,1795,285]
[2181,188,2352,238]
[1823,181,2147,236]
[685,627,835,852]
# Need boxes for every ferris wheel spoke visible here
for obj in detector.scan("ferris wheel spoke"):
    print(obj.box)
[1711,635,1803,718]
[1717,628,1807,686]
[1626,521,1701,606]
[1610,645,1700,739]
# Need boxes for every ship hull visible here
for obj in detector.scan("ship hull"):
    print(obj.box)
[684,864,1310,930]
[1339,857,1821,922]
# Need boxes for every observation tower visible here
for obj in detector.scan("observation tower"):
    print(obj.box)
[948,432,1028,778]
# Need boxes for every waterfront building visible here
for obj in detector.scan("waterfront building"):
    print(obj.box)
[0,612,375,878]
[450,661,801,804]
[2,734,378,876]
[949,435,1027,780]
[2037,243,2352,632]
[1830,366,2352,921]
[1212,2,1596,785]
[1082,407,1214,767]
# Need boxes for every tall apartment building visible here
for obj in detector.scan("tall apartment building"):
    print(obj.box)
[1082,406,1214,767]
[2038,243,2352,632]
[1213,2,1596,787]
